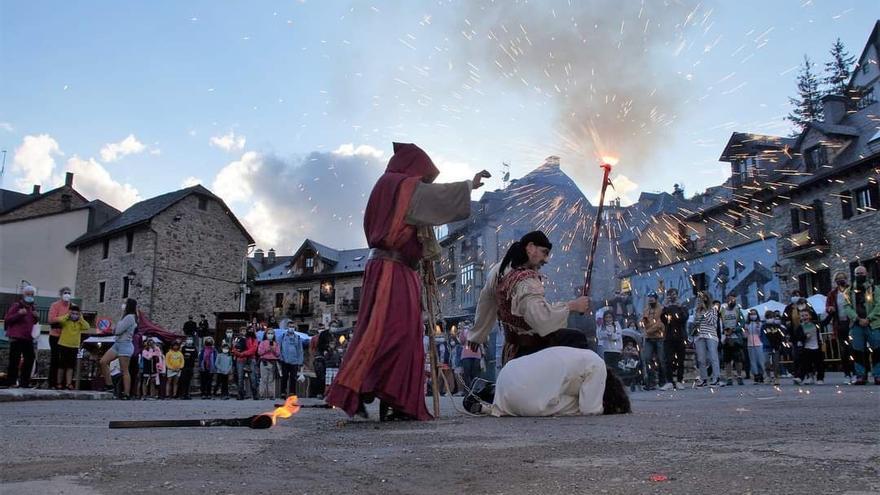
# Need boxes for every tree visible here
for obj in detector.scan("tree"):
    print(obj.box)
[823,38,855,96]
[787,55,823,134]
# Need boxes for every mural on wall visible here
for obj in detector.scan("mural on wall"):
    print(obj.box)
[626,238,781,312]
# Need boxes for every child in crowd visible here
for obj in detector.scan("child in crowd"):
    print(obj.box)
[165,340,184,399]
[214,342,233,399]
[324,342,341,390]
[744,309,765,384]
[761,310,786,386]
[109,358,122,396]
[198,337,216,399]
[720,325,745,386]
[599,311,623,371]
[793,309,825,385]
[141,338,163,399]
[56,305,90,390]
[258,330,281,400]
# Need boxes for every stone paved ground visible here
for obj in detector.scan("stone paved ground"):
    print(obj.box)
[0,374,878,495]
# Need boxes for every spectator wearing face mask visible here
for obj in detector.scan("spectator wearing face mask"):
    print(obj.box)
[165,341,184,398]
[781,292,818,377]
[233,327,259,400]
[48,287,73,389]
[56,305,89,390]
[3,285,39,388]
[198,338,217,399]
[826,272,854,384]
[761,310,786,385]
[743,309,765,384]
[258,330,281,399]
[178,337,198,399]
[214,343,233,399]
[844,266,880,385]
[640,291,669,391]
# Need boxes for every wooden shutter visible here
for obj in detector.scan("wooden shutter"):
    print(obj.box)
[841,190,854,219]
[790,208,802,233]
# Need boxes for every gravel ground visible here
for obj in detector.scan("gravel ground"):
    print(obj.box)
[0,376,878,495]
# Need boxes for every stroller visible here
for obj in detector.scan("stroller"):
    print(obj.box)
[616,334,644,392]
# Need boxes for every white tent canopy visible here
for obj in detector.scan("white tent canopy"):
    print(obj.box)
[743,300,787,318]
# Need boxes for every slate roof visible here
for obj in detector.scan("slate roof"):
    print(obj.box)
[251,239,370,282]
[67,184,254,248]
[0,189,31,214]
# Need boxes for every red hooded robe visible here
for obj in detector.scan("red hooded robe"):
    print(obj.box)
[326,143,440,420]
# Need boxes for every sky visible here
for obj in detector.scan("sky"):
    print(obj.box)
[1,1,876,252]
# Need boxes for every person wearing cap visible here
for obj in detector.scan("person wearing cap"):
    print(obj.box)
[3,285,39,388]
[47,287,73,389]
[640,290,669,391]
[470,230,592,366]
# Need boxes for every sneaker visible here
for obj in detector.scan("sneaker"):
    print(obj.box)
[815,380,824,385]
[737,377,744,386]
[874,378,880,386]
[772,379,780,386]
[709,379,720,387]
[673,381,684,390]
[852,377,867,386]
[696,380,707,388]
[725,379,733,387]
[659,383,672,391]
[642,386,656,391]
[793,378,802,385]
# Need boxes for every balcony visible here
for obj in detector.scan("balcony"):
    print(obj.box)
[339,299,360,314]
[291,304,313,317]
[783,229,829,259]
[436,259,456,281]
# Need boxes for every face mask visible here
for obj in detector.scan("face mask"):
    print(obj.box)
[728,302,736,309]
[185,339,193,345]
[837,280,847,288]
[797,304,805,311]
[222,348,229,353]
[205,342,213,347]
[749,315,758,321]
[649,301,656,307]
[23,296,34,304]
[62,293,72,302]
[855,275,867,284]
[791,296,799,304]
[70,314,80,321]
[121,304,127,311]
[267,334,275,341]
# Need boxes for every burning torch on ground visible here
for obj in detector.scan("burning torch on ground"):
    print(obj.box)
[107,395,329,430]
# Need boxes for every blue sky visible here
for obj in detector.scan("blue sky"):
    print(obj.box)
[1,1,876,250]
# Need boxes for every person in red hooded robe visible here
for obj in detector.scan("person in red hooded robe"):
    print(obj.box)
[326,142,489,421]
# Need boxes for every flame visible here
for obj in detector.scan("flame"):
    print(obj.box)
[601,155,619,166]
[262,395,301,426]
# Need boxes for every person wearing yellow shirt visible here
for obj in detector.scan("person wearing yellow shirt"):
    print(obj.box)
[165,341,185,399]
[57,305,90,390]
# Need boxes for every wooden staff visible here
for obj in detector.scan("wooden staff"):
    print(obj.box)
[421,260,442,418]
[583,163,613,298]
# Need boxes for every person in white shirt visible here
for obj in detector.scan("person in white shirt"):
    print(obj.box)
[598,311,623,370]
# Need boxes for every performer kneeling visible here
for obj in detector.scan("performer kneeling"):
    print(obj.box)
[468,230,592,366]
[465,347,631,416]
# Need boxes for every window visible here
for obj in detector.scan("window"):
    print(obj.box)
[857,87,876,109]
[99,282,106,303]
[122,277,130,299]
[126,232,134,253]
[297,290,311,313]
[853,183,879,214]
[841,191,854,219]
[353,286,362,303]
[275,292,284,308]
[690,273,708,294]
[434,225,448,240]
[804,145,828,172]
[460,263,482,308]
[797,269,831,297]
[198,196,208,211]
[304,256,314,274]
[319,280,335,304]
[102,239,110,259]
[850,257,880,282]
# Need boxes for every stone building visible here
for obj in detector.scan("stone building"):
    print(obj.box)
[68,185,254,331]
[0,172,119,297]
[250,239,369,331]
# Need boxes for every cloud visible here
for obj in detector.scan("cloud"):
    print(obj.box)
[211,145,387,251]
[61,156,141,210]
[99,134,146,162]
[592,173,639,206]
[0,122,13,132]
[434,157,476,184]
[181,176,202,188]
[12,134,63,189]
[209,131,246,152]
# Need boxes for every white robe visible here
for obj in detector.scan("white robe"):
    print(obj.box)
[491,347,606,417]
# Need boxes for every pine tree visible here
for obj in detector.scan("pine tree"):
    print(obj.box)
[787,55,823,134]
[823,38,855,96]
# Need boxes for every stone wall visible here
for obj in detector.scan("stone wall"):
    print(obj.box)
[149,195,250,330]
[256,274,364,330]
[770,166,880,297]
[0,187,88,222]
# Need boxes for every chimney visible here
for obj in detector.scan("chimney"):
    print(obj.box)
[65,172,74,187]
[822,94,848,125]
[672,183,685,200]
[544,156,561,167]
[254,248,264,264]
[32,185,41,195]
[267,248,276,265]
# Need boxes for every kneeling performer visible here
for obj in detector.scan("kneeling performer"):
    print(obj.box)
[469,230,591,365]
